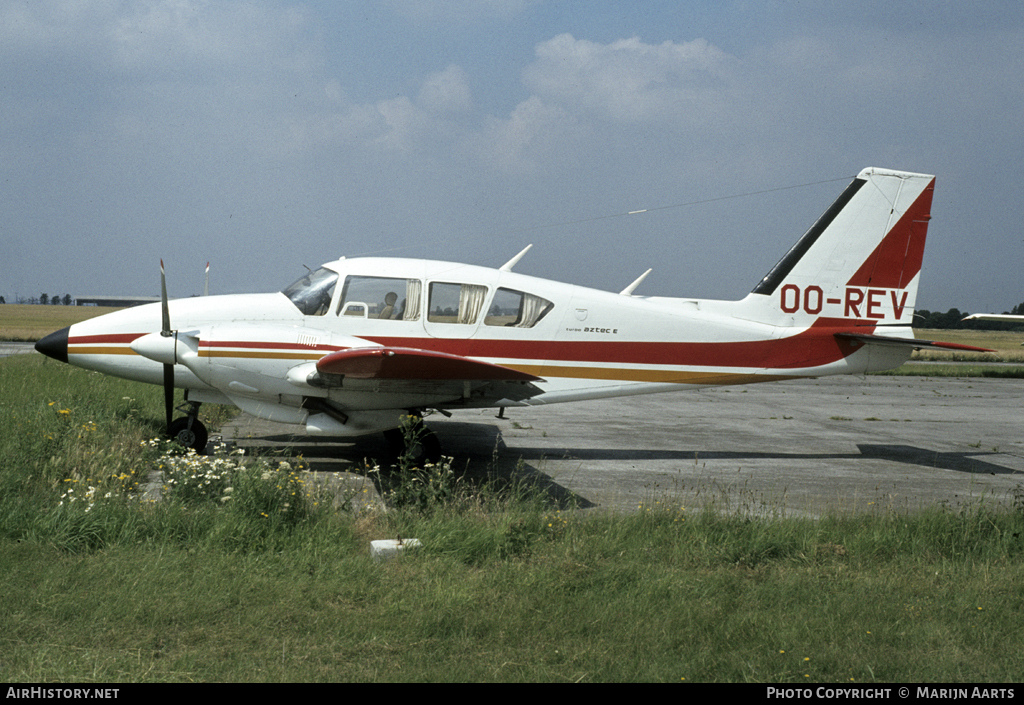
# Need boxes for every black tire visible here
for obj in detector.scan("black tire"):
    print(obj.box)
[415,428,442,465]
[168,417,208,454]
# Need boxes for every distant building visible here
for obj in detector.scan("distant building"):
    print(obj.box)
[75,296,162,308]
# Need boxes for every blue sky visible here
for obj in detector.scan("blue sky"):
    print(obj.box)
[2,1,1022,313]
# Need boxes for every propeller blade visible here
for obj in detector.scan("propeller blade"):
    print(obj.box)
[160,259,171,335]
[159,259,174,435]
[164,362,174,434]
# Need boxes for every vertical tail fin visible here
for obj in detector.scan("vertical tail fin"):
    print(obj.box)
[744,167,934,327]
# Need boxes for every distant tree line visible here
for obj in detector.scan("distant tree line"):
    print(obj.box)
[0,294,74,305]
[915,302,1024,330]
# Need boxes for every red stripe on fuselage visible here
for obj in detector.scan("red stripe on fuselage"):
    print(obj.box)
[68,333,144,345]
[362,318,873,370]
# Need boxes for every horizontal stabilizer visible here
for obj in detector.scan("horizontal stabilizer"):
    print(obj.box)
[834,332,994,352]
[316,347,543,381]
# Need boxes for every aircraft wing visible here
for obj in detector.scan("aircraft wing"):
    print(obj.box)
[316,346,542,381]
[962,314,1024,323]
[834,332,994,352]
[308,346,546,406]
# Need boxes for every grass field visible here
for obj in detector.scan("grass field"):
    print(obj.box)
[0,304,123,341]
[2,354,1023,682]
[911,328,1024,362]
[873,363,1024,378]
[870,329,1024,377]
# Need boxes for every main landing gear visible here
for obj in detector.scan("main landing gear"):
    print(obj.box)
[168,401,208,454]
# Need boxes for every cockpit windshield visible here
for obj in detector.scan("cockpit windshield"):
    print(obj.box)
[282,267,338,316]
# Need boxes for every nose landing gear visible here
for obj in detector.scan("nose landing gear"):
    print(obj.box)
[168,402,208,454]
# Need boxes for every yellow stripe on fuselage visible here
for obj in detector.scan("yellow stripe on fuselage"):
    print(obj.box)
[198,350,322,361]
[492,364,798,385]
[69,347,136,356]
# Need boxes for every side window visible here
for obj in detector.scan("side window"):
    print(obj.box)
[485,288,554,328]
[428,282,488,324]
[336,276,422,321]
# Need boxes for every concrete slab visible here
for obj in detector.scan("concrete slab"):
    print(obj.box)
[218,375,1024,517]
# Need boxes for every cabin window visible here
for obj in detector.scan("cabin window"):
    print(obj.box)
[427,282,488,324]
[485,288,554,328]
[337,276,422,320]
[282,267,338,316]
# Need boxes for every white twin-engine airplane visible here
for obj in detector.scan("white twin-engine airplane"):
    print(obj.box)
[963,314,1024,323]
[36,167,988,460]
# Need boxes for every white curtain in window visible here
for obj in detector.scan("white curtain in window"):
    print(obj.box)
[458,284,488,324]
[516,293,551,328]
[403,279,422,321]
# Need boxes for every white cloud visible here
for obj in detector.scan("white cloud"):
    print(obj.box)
[0,0,338,170]
[371,96,427,151]
[475,95,576,172]
[110,0,317,81]
[1,1,315,77]
[419,65,473,114]
[384,0,541,23]
[523,33,739,123]
[0,0,115,52]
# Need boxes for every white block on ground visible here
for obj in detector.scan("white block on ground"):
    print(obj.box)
[371,538,422,562]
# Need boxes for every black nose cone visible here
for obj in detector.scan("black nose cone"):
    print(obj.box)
[35,327,70,364]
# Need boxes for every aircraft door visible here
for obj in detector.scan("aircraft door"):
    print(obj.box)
[423,281,488,339]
